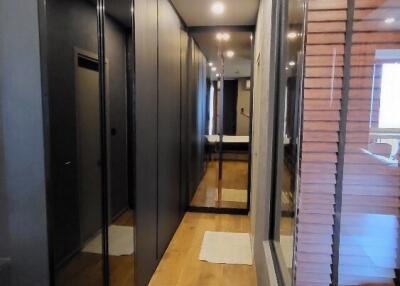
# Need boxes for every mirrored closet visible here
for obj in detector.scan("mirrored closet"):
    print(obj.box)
[189,29,254,212]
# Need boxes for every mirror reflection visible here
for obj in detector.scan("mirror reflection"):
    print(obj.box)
[104,1,135,285]
[46,0,104,285]
[190,31,253,210]
[45,0,135,285]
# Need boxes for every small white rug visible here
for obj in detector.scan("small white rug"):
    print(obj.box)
[82,225,134,256]
[219,188,248,203]
[199,231,253,265]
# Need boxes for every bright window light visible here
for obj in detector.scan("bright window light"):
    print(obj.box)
[378,63,400,128]
[208,84,215,134]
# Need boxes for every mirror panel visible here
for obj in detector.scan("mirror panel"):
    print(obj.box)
[190,31,253,210]
[46,0,105,285]
[103,0,135,285]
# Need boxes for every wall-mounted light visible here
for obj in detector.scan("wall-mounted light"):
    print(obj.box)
[226,50,235,58]
[287,31,298,39]
[385,17,395,24]
[288,61,296,67]
[211,1,224,15]
[216,32,230,41]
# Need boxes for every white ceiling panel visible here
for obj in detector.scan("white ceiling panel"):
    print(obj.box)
[170,0,259,27]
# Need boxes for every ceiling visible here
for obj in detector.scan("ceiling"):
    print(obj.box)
[105,0,133,28]
[192,31,252,79]
[170,0,259,27]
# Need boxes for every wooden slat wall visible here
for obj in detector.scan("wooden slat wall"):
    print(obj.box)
[296,1,348,285]
[339,0,400,285]
[297,0,400,285]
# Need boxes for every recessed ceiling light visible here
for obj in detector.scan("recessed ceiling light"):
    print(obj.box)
[287,31,298,39]
[216,32,230,41]
[385,17,395,24]
[226,50,235,58]
[288,61,296,66]
[211,2,225,15]
[211,67,217,71]
[216,73,220,77]
[285,67,289,71]
[209,62,214,67]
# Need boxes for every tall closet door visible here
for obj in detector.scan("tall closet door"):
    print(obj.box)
[134,0,159,284]
[157,0,183,256]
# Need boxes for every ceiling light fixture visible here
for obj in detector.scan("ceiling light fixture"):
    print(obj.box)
[209,62,214,67]
[385,17,395,24]
[216,32,230,41]
[211,67,217,71]
[287,31,298,39]
[288,61,296,67]
[216,73,220,77]
[211,1,225,15]
[226,50,235,58]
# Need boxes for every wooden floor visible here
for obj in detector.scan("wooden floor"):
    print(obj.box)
[56,210,134,286]
[191,161,249,209]
[149,212,256,286]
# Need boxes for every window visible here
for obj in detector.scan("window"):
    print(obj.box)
[378,63,400,129]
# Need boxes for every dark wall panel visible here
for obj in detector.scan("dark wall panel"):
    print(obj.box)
[223,80,239,135]
[157,0,183,256]
[134,0,159,284]
[0,0,50,285]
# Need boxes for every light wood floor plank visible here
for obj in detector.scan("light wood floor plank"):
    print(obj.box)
[149,212,256,286]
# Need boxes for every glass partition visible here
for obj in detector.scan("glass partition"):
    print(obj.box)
[270,0,305,284]
[339,1,400,284]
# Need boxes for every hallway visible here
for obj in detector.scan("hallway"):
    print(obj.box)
[149,212,256,286]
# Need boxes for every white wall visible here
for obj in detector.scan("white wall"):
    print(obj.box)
[236,79,251,136]
[250,0,277,285]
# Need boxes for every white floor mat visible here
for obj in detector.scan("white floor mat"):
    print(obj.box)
[280,235,293,268]
[219,188,248,203]
[82,225,134,256]
[199,231,253,265]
